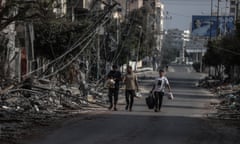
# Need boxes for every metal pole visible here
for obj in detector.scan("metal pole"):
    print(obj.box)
[96,2,100,80]
[125,0,130,65]
[210,0,213,39]
[224,0,228,35]
[116,13,119,46]
[125,0,128,20]
[236,0,239,20]
[135,27,142,71]
[97,31,100,79]
[200,46,203,73]
[72,6,75,22]
[217,0,220,37]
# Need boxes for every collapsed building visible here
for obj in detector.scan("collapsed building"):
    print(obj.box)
[0,1,121,143]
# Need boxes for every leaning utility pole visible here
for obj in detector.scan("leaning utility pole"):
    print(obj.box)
[135,26,142,71]
[25,22,35,75]
[210,0,213,39]
[96,1,101,80]
[217,0,220,37]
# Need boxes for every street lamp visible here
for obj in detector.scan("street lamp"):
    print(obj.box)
[113,11,120,46]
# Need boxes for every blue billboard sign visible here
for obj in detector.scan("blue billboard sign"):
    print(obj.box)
[192,15,235,37]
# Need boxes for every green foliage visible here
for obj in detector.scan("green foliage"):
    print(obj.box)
[0,0,59,31]
[204,36,240,67]
[203,40,223,67]
[28,0,91,59]
[114,6,152,65]
[220,36,240,65]
[34,20,90,59]
[204,33,240,79]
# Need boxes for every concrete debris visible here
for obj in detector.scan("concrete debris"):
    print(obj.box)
[0,76,108,143]
[199,77,240,120]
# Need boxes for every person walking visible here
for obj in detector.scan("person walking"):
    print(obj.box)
[151,69,172,112]
[123,65,139,112]
[107,65,122,111]
[165,65,169,72]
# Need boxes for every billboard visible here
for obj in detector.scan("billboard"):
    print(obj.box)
[192,16,235,37]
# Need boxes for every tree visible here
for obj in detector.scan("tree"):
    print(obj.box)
[0,0,47,31]
[112,5,153,65]
[34,20,90,60]
[219,35,240,80]
[0,0,60,78]
[204,40,223,67]
[203,40,225,78]
[204,35,240,80]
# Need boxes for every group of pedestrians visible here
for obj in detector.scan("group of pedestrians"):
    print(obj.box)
[106,65,172,112]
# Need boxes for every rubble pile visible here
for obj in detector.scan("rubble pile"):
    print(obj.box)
[213,92,240,120]
[197,76,222,89]
[0,77,108,143]
[199,77,240,120]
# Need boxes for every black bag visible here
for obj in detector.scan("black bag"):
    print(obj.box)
[145,93,155,109]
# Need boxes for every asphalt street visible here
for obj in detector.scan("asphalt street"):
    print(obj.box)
[24,65,240,144]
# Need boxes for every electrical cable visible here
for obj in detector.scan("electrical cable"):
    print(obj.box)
[111,8,137,64]
[37,3,117,77]
[43,33,96,78]
[23,3,118,78]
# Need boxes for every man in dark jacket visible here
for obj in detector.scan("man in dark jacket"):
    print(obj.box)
[107,65,122,111]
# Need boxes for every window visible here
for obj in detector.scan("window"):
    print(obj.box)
[230,7,235,13]
[230,1,236,5]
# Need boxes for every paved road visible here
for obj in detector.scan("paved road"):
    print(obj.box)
[25,66,240,144]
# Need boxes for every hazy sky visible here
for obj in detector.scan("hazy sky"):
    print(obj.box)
[162,0,229,31]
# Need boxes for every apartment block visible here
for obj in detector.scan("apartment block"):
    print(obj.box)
[53,0,67,17]
[229,0,240,20]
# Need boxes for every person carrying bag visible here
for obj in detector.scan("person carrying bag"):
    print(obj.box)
[150,69,173,112]
[145,92,155,109]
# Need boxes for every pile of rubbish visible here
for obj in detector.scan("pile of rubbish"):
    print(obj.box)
[197,76,223,89]
[199,76,240,120]
[0,77,108,112]
[211,92,240,120]
[0,1,121,143]
[0,77,108,143]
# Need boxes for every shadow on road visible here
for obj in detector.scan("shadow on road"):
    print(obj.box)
[22,112,239,144]
[175,93,212,100]
[163,105,209,110]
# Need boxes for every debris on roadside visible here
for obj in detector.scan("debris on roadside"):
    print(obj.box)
[0,76,108,143]
[199,76,240,121]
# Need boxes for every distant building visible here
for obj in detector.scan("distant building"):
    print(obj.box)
[155,0,164,51]
[229,0,240,20]
[163,29,192,64]
[114,0,143,18]
[128,0,143,11]
[230,0,237,16]
[142,0,164,50]
[66,0,93,21]
[53,0,67,17]
[164,29,184,50]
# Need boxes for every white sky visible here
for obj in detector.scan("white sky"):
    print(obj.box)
[162,0,230,31]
